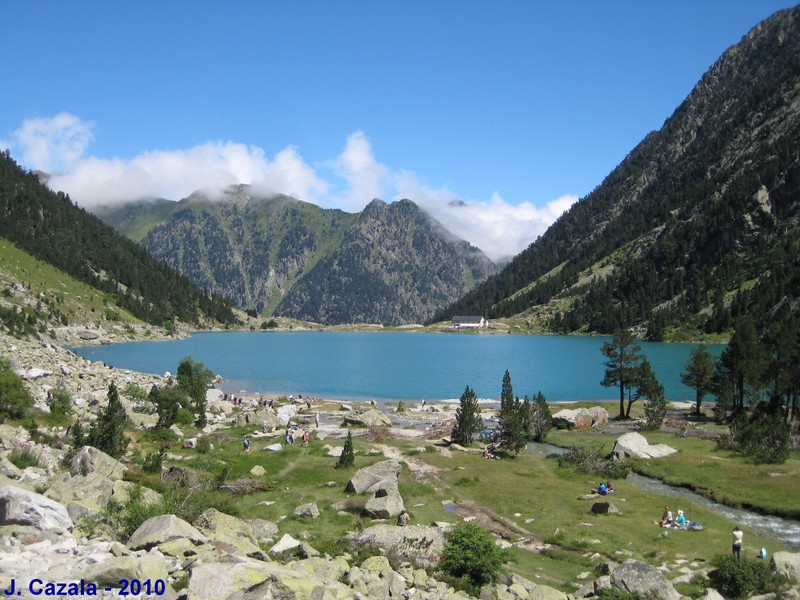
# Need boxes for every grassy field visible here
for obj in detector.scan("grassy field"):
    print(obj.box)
[117,415,796,594]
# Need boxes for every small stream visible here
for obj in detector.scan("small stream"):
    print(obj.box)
[528,442,800,551]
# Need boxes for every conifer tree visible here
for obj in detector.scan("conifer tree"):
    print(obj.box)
[496,371,530,453]
[681,344,716,416]
[87,382,129,458]
[529,391,552,442]
[452,385,481,446]
[601,329,644,419]
[336,429,355,469]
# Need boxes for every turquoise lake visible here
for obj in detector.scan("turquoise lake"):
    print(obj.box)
[71,331,724,404]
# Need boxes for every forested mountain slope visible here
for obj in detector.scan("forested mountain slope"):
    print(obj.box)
[434,6,800,339]
[98,190,496,325]
[0,152,238,329]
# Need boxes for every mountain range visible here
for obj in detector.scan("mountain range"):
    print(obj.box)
[96,190,497,326]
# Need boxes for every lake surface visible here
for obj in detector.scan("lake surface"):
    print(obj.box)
[71,331,724,404]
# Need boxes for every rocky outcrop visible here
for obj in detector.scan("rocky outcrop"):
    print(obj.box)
[364,485,405,519]
[192,508,264,559]
[610,432,678,460]
[343,407,392,428]
[346,524,446,568]
[0,485,73,532]
[127,514,208,551]
[552,407,609,430]
[609,560,682,600]
[345,459,402,494]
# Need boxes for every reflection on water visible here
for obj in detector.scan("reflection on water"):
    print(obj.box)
[528,443,800,550]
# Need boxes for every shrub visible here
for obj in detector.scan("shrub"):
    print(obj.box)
[140,450,164,474]
[195,436,211,454]
[440,523,514,587]
[709,553,785,599]
[48,381,71,415]
[175,407,194,425]
[8,447,40,469]
[556,445,631,479]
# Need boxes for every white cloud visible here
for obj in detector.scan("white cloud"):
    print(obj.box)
[5,112,95,173]
[394,171,577,262]
[4,113,576,262]
[327,130,389,211]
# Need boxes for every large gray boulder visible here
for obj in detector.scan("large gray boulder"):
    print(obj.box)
[773,551,800,582]
[345,459,401,494]
[343,408,391,428]
[83,555,169,588]
[610,559,681,600]
[364,486,405,519]
[0,485,73,532]
[293,501,320,520]
[127,514,207,550]
[346,524,445,567]
[610,432,678,460]
[193,508,264,559]
[70,446,127,480]
[552,406,609,429]
[188,558,350,600]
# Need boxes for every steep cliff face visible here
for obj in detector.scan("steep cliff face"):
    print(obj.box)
[274,199,496,324]
[436,6,800,336]
[102,191,496,325]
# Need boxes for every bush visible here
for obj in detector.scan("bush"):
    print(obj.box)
[709,553,785,599]
[48,381,71,415]
[140,450,164,474]
[8,447,40,469]
[175,407,194,425]
[195,436,211,454]
[440,523,514,587]
[556,445,631,479]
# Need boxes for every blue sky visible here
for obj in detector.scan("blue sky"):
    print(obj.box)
[1,1,795,261]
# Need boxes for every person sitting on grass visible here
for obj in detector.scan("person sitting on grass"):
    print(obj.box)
[660,506,673,526]
[673,509,687,527]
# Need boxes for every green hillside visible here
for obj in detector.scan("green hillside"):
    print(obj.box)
[433,6,800,341]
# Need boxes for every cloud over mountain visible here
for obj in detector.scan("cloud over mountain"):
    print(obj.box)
[2,113,575,262]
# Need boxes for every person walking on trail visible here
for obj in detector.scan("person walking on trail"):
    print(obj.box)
[732,526,743,559]
[302,429,309,447]
[314,412,320,428]
[243,436,251,454]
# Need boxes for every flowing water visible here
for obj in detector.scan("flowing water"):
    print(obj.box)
[527,442,800,550]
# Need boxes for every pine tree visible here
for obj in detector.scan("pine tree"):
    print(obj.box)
[177,356,213,428]
[452,385,482,446]
[681,344,716,416]
[336,429,355,469]
[601,329,644,419]
[529,391,552,442]
[87,382,129,458]
[641,360,667,431]
[496,371,529,453]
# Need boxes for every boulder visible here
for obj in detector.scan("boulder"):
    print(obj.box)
[193,508,264,559]
[127,514,207,550]
[529,585,569,600]
[552,406,609,429]
[610,432,678,460]
[275,404,297,425]
[364,486,405,519]
[250,465,266,476]
[70,446,127,480]
[247,518,279,544]
[264,443,282,452]
[0,485,73,532]
[82,555,169,588]
[346,524,445,568]
[293,501,320,519]
[343,408,391,428]
[346,459,401,494]
[591,501,620,514]
[188,558,349,600]
[0,455,23,479]
[773,551,800,582]
[610,559,681,600]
